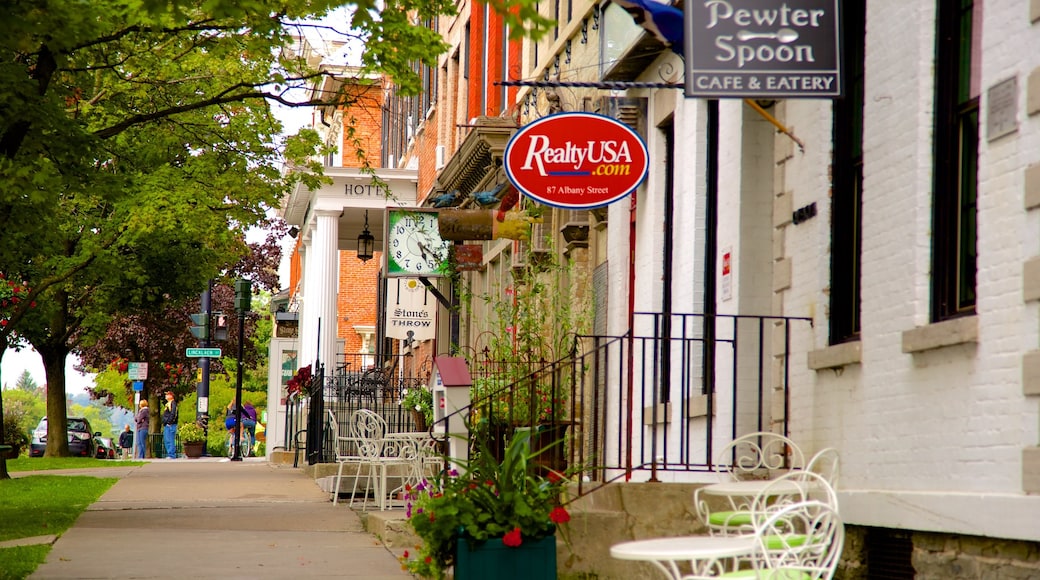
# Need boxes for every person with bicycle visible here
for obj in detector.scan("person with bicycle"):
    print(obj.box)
[224,400,255,457]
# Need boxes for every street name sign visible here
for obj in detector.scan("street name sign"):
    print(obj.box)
[186,348,222,358]
[128,362,148,380]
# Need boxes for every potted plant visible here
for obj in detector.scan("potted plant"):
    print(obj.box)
[178,422,207,458]
[401,427,572,580]
[400,385,433,431]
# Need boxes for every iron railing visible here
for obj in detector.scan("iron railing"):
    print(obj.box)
[433,312,813,493]
[292,313,813,487]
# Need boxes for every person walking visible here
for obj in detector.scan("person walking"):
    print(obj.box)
[134,400,149,459]
[118,425,133,459]
[161,391,178,459]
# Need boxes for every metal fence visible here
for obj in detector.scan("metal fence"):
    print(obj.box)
[289,313,813,491]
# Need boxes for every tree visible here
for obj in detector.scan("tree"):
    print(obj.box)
[0,0,551,457]
[14,370,40,395]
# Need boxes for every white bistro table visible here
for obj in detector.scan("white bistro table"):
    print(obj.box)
[698,479,802,501]
[611,535,757,579]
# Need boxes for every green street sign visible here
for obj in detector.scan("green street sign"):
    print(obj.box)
[186,348,222,358]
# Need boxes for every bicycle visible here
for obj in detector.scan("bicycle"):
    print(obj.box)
[226,423,252,458]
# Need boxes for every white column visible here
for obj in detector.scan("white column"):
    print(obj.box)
[298,236,316,368]
[312,210,340,374]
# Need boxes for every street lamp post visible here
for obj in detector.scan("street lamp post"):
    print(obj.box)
[231,278,252,461]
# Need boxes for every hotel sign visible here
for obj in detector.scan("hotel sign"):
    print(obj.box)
[685,0,842,98]
[504,113,649,209]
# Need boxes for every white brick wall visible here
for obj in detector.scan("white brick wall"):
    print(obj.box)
[772,0,1040,540]
[597,0,1040,540]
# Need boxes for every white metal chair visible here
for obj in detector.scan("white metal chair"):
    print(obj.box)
[680,499,845,580]
[805,448,840,489]
[714,432,806,480]
[695,432,806,536]
[697,470,837,538]
[329,410,364,506]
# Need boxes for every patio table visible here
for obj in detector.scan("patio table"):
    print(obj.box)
[611,535,757,579]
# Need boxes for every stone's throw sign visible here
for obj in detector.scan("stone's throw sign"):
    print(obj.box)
[685,0,842,98]
[386,278,436,341]
[504,113,649,209]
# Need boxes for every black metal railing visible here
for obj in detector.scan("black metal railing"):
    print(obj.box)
[293,354,434,464]
[293,313,813,489]
[432,312,812,494]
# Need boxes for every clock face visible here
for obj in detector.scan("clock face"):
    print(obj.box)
[386,209,453,277]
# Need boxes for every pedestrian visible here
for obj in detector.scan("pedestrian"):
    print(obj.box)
[118,425,133,459]
[134,400,149,459]
[242,400,258,443]
[161,391,178,459]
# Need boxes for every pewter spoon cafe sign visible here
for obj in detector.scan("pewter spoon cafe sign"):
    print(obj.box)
[685,0,842,98]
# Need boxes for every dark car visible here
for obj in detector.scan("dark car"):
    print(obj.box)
[29,417,97,458]
[94,436,116,459]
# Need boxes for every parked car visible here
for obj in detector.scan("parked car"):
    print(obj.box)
[29,417,97,458]
[94,436,116,459]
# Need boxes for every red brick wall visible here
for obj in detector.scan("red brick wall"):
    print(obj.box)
[417,108,439,202]
[337,250,383,353]
[340,84,384,168]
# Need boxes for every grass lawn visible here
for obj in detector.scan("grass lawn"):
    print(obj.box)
[6,456,144,472]
[0,474,118,580]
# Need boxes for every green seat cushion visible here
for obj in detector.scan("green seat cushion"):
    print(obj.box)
[764,533,808,550]
[708,510,753,526]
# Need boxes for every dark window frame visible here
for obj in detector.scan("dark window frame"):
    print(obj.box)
[829,0,865,344]
[931,0,979,321]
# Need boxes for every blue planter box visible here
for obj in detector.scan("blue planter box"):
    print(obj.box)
[455,534,557,579]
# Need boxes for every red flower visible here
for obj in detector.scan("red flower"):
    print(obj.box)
[403,550,409,559]
[549,506,571,524]
[502,527,523,547]
[424,556,432,564]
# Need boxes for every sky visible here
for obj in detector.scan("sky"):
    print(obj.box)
[1,348,95,395]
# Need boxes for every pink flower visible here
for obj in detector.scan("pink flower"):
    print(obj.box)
[502,527,523,547]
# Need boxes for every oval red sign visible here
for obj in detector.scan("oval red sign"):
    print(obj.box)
[504,113,649,209]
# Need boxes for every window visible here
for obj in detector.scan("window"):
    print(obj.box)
[829,0,865,344]
[932,0,979,320]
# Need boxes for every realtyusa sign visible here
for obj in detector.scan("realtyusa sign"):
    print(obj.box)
[504,113,649,209]
[685,0,842,98]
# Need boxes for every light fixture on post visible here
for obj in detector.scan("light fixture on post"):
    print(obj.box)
[357,210,374,262]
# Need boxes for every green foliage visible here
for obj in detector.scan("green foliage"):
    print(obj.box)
[13,371,39,394]
[402,428,572,579]
[1,389,45,440]
[177,422,206,443]
[178,372,265,456]
[0,475,117,542]
[400,385,433,425]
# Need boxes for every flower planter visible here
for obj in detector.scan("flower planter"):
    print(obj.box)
[455,534,557,580]
[182,441,205,458]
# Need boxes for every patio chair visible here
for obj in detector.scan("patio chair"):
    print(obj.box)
[715,432,806,480]
[694,432,807,536]
[806,448,840,489]
[328,410,364,506]
[680,499,844,580]
[696,470,837,538]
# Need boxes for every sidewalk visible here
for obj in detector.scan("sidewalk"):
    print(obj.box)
[27,458,414,579]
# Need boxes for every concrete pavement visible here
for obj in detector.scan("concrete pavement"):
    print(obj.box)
[25,458,414,579]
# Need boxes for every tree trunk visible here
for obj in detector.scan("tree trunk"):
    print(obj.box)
[0,357,10,479]
[40,344,71,457]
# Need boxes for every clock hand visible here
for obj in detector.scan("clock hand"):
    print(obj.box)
[417,241,434,261]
